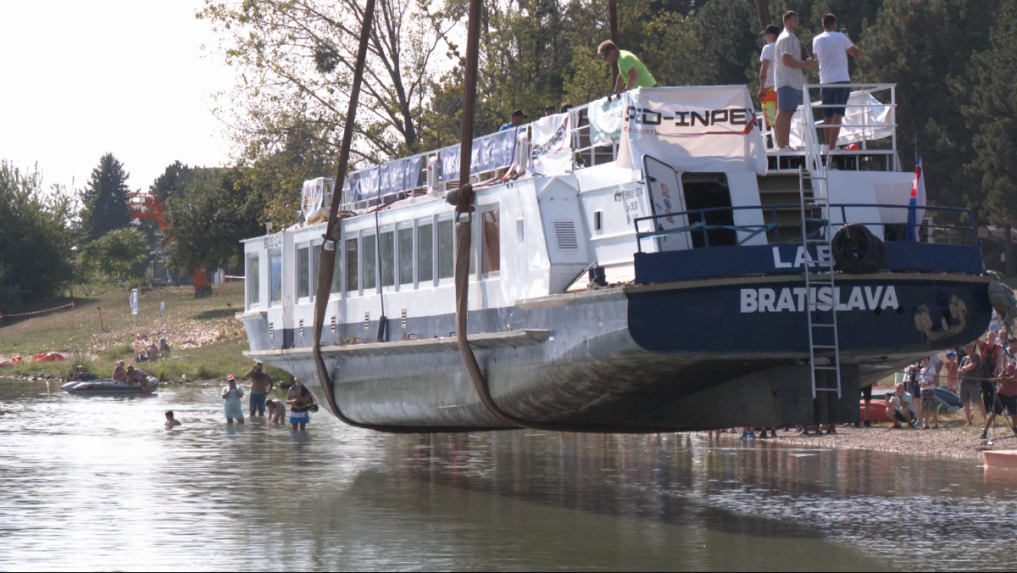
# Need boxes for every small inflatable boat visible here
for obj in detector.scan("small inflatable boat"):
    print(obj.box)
[61,377,159,395]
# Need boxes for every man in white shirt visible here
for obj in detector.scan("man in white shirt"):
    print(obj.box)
[757,24,781,129]
[773,11,818,152]
[812,13,861,151]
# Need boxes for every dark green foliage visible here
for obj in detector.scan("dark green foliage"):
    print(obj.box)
[150,161,197,202]
[80,153,132,242]
[165,169,266,275]
[858,0,1001,205]
[0,162,76,310]
[964,4,1017,271]
[80,228,151,283]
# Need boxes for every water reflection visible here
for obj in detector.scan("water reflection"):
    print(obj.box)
[1,382,1015,571]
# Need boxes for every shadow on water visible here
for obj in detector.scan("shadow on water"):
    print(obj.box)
[2,382,1017,571]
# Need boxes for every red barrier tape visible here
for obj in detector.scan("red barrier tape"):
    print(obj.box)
[0,303,75,320]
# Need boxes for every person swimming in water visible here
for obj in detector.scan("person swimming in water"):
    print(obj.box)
[165,410,181,429]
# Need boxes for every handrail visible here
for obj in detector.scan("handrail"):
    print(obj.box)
[634,203,978,252]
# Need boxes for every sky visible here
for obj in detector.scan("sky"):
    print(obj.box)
[0,1,234,195]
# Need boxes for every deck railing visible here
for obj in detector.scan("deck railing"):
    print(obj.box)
[634,204,977,252]
[337,84,901,212]
[760,83,899,173]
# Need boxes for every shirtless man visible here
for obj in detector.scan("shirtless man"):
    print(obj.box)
[125,365,153,394]
[69,365,91,382]
[245,362,274,418]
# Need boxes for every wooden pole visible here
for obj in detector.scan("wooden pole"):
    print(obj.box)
[458,0,483,187]
[753,0,771,31]
[609,0,619,85]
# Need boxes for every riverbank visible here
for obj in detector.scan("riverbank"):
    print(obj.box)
[0,283,289,383]
[706,412,1013,459]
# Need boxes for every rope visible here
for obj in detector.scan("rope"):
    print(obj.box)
[0,303,74,320]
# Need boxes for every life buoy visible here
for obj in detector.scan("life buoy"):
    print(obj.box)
[831,223,885,274]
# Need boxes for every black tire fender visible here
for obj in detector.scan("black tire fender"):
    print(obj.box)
[831,223,886,274]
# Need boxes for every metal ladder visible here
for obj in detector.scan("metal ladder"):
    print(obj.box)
[798,86,842,400]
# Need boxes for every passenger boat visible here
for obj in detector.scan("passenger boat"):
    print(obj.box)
[61,378,159,395]
[239,82,998,432]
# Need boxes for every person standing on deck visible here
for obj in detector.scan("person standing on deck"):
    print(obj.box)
[773,11,818,152]
[499,110,527,132]
[757,24,782,129]
[812,13,860,153]
[287,379,314,432]
[245,362,274,418]
[222,375,245,425]
[598,40,656,96]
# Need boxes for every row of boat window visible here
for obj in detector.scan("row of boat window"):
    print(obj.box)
[247,209,501,308]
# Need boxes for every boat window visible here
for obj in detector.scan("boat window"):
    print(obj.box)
[331,244,341,295]
[681,173,737,248]
[398,227,414,286]
[311,243,322,301]
[363,234,377,290]
[345,238,359,293]
[297,246,310,298]
[437,219,454,280]
[378,231,394,288]
[247,254,260,308]
[269,249,282,304]
[418,222,434,283]
[482,209,500,276]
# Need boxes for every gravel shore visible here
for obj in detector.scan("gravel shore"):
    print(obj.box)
[707,421,1017,460]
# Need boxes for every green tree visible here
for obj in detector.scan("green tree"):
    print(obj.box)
[166,169,266,275]
[150,161,197,201]
[0,162,76,310]
[81,227,151,283]
[964,4,1017,273]
[857,0,1002,206]
[80,153,132,242]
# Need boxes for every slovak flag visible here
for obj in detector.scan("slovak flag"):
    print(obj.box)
[905,157,927,242]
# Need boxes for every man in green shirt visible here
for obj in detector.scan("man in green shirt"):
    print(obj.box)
[598,40,656,95]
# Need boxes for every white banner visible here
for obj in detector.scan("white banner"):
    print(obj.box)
[130,289,139,316]
[301,178,332,216]
[619,86,767,175]
[531,113,573,176]
[790,91,894,148]
[587,96,625,147]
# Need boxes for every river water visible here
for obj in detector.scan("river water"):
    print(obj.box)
[1,381,1016,571]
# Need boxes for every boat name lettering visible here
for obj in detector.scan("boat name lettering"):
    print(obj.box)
[263,235,282,249]
[626,106,752,128]
[740,286,900,314]
[772,246,832,269]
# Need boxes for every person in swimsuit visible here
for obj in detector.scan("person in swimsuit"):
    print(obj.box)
[222,375,245,425]
[112,361,126,382]
[266,399,286,424]
[287,379,313,432]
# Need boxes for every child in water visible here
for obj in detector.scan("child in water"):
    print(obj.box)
[266,399,285,424]
[165,410,181,429]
